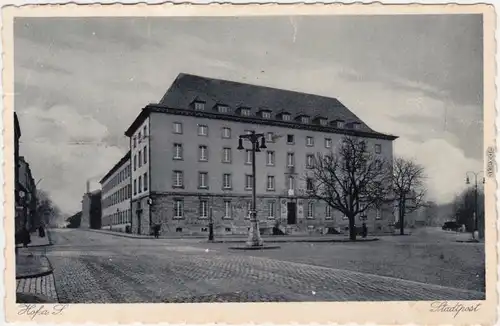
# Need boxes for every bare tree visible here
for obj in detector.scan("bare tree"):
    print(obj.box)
[305,136,392,241]
[36,189,62,227]
[392,157,426,235]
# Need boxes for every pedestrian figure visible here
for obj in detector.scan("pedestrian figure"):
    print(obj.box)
[21,228,31,248]
[153,224,161,239]
[362,222,368,238]
[38,225,45,238]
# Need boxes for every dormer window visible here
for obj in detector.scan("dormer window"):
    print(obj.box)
[282,114,291,121]
[332,120,345,128]
[260,110,271,119]
[194,101,205,111]
[319,119,327,126]
[352,122,361,130]
[301,116,310,124]
[240,108,251,116]
[217,105,229,114]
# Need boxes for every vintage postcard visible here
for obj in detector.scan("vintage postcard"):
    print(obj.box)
[2,2,497,325]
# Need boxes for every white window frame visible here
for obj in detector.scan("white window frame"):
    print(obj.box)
[222,127,231,138]
[174,143,183,159]
[224,201,232,219]
[174,199,183,218]
[306,136,314,146]
[245,150,253,164]
[218,105,229,113]
[199,200,208,219]
[375,144,382,154]
[267,151,275,166]
[287,153,295,167]
[241,108,250,116]
[222,147,231,163]
[337,121,345,128]
[320,119,327,126]
[173,122,183,134]
[223,174,232,189]
[288,176,295,190]
[325,205,332,219]
[199,145,208,161]
[287,134,294,144]
[198,125,208,136]
[301,116,309,124]
[194,102,205,111]
[282,114,291,121]
[307,201,314,218]
[199,172,208,189]
[173,171,183,187]
[262,111,271,119]
[267,175,275,191]
[245,174,253,190]
[268,201,275,219]
[306,155,314,168]
[376,207,382,220]
[266,132,274,143]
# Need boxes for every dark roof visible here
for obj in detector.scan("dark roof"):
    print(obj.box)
[159,73,379,134]
[14,112,21,138]
[99,151,131,184]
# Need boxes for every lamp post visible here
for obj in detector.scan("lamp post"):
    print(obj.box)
[465,171,484,240]
[238,130,266,247]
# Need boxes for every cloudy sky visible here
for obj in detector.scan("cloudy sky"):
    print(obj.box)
[13,15,483,216]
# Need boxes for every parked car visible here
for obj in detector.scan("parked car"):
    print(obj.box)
[442,221,461,231]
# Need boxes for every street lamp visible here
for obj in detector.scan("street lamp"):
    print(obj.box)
[238,130,266,247]
[465,171,485,239]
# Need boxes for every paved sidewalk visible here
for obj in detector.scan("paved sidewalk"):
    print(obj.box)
[16,254,53,279]
[16,231,52,248]
[16,273,58,303]
[88,228,378,243]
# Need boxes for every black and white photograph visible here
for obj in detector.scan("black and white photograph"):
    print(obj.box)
[5,4,497,324]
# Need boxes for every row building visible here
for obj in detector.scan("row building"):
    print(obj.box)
[98,73,398,236]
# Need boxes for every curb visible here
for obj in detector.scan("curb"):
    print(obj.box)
[205,238,380,244]
[16,268,53,280]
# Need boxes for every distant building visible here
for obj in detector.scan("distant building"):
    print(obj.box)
[124,73,398,236]
[18,156,38,231]
[99,151,131,232]
[14,112,23,234]
[81,188,102,229]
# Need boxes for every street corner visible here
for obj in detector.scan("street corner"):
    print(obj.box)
[16,254,54,280]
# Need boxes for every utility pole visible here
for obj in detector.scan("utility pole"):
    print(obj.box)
[466,171,484,240]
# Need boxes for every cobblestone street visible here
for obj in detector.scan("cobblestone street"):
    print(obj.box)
[45,229,485,303]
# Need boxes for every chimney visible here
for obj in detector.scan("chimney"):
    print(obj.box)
[86,180,90,194]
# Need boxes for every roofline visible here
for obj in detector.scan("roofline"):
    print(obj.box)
[126,104,398,141]
[14,112,21,138]
[99,151,132,184]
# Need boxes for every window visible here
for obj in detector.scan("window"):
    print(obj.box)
[306,154,315,168]
[173,143,183,160]
[320,118,327,126]
[241,108,250,116]
[306,136,314,146]
[222,127,231,138]
[301,116,309,124]
[245,150,252,164]
[376,208,382,220]
[262,111,271,119]
[325,205,332,219]
[199,145,208,161]
[307,201,315,219]
[287,134,294,144]
[245,174,253,189]
[375,144,382,154]
[353,123,361,130]
[194,102,205,111]
[199,200,208,218]
[173,171,183,188]
[306,178,314,191]
[223,174,232,189]
[133,179,137,195]
[325,138,332,148]
[282,114,291,121]
[138,176,142,193]
[133,136,136,149]
[143,125,147,138]
[287,152,295,167]
[173,122,183,134]
[222,147,232,163]
[198,125,208,136]
[267,201,275,219]
[138,150,142,167]
[133,155,137,171]
[143,172,148,191]
[176,227,183,232]
[218,105,229,113]
[143,146,147,164]
[288,176,295,190]
[267,176,275,191]
[198,172,208,189]
[266,151,275,166]
[266,132,274,143]
[244,130,253,135]
[337,121,345,128]
[224,201,232,219]
[174,199,183,218]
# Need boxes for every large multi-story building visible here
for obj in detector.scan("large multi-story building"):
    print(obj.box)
[18,156,38,232]
[124,73,398,236]
[99,151,132,232]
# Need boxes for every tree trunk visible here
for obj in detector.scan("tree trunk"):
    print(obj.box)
[399,200,405,235]
[348,214,356,241]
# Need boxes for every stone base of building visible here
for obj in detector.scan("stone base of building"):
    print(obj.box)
[130,193,395,237]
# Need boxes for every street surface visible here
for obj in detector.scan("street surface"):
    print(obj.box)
[44,228,485,303]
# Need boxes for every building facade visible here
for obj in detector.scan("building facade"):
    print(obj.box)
[18,156,38,232]
[125,73,398,236]
[81,190,102,229]
[14,112,23,234]
[99,151,132,232]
